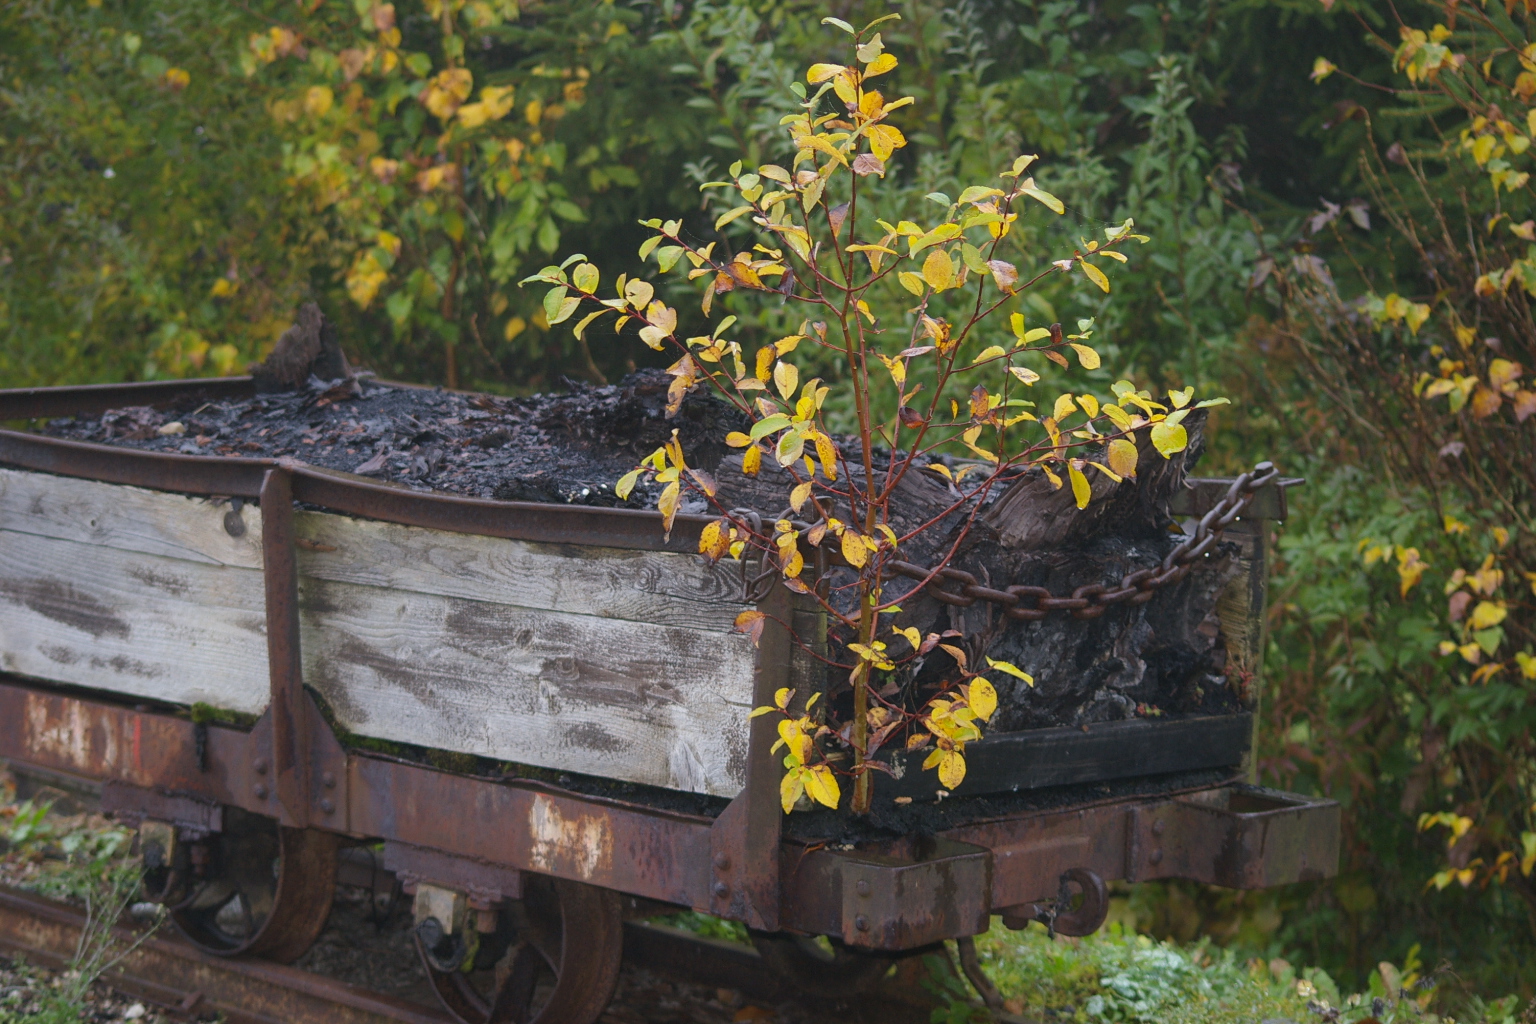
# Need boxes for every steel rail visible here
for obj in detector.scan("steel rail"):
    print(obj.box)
[0,884,451,1024]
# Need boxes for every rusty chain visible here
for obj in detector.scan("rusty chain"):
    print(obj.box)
[878,461,1279,621]
[731,462,1278,613]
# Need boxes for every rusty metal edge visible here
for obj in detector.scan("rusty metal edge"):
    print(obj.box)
[0,883,452,1024]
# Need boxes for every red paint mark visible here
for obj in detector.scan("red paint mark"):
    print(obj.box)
[133,716,142,769]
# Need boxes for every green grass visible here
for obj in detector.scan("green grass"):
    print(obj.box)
[972,921,1528,1024]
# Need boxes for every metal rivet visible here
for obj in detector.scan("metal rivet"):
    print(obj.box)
[1151,820,1165,837]
[854,915,869,932]
[856,879,871,897]
[253,783,268,799]
[253,759,268,775]
[320,798,335,814]
[322,772,337,789]
[712,853,731,871]
[1149,848,1163,865]
[223,510,246,537]
[712,881,730,898]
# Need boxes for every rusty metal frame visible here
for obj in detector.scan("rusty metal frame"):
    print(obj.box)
[0,378,1336,951]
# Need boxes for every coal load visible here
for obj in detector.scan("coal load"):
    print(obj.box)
[39,309,1241,730]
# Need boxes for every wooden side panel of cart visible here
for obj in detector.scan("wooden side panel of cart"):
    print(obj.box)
[0,468,757,797]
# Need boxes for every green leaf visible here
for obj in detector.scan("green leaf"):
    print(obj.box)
[548,297,581,325]
[715,205,754,230]
[1020,182,1064,215]
[656,246,686,272]
[957,186,1005,205]
[1149,420,1188,458]
[639,236,662,260]
[924,192,952,206]
[573,310,605,339]
[959,243,989,274]
[822,16,856,33]
[571,262,599,293]
[750,414,792,441]
[551,199,586,222]
[543,285,569,323]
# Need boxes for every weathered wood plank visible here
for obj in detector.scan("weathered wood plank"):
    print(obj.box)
[0,468,752,632]
[0,531,270,713]
[298,577,756,796]
[0,468,262,568]
[292,512,749,633]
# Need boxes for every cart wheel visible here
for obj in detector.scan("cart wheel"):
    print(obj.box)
[167,807,339,963]
[749,931,897,997]
[417,875,623,1024]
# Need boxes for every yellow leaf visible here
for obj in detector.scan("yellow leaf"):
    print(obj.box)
[699,520,724,557]
[1053,393,1077,421]
[1107,438,1139,479]
[968,678,998,720]
[867,124,906,161]
[774,360,800,399]
[922,248,954,291]
[863,53,898,78]
[780,770,804,813]
[938,750,966,790]
[807,62,845,84]
[985,657,1033,687]
[1081,260,1110,293]
[814,432,838,480]
[790,480,813,512]
[615,468,642,499]
[657,480,680,534]
[1068,462,1091,509]
[804,765,841,809]
[742,445,762,476]
[898,271,926,296]
[1469,601,1508,630]
[1149,420,1187,458]
[1069,343,1101,369]
[841,529,869,568]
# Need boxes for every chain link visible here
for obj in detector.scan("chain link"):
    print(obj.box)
[880,462,1278,621]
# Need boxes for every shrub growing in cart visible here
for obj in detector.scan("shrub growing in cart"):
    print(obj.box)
[523,14,1245,815]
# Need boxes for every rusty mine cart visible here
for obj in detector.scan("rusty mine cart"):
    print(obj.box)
[0,377,1339,1024]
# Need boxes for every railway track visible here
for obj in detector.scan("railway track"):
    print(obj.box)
[0,880,948,1024]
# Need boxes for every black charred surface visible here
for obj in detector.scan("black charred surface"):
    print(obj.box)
[42,369,748,510]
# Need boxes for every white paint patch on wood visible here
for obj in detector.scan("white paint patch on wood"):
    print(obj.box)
[0,531,270,713]
[0,468,262,568]
[527,793,613,880]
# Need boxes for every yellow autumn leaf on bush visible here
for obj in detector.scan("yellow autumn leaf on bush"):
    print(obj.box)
[1149,419,1187,457]
[304,85,333,117]
[345,252,387,307]
[921,248,954,291]
[1107,438,1139,478]
[423,67,473,120]
[1068,461,1092,509]
[1469,601,1507,630]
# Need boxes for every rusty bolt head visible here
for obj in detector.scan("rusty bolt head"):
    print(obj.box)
[1149,848,1163,865]
[712,853,731,871]
[223,510,246,537]
[854,915,869,932]
[712,881,730,898]
[322,772,337,789]
[253,783,268,799]
[856,879,871,897]
[320,798,335,814]
[253,758,268,775]
[1151,819,1165,837]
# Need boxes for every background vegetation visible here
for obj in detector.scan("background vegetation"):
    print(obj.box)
[3,0,1534,1011]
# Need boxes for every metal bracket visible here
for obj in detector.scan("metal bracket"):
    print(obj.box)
[101,781,223,838]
